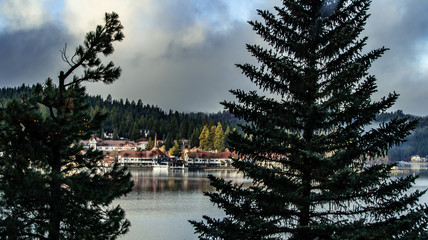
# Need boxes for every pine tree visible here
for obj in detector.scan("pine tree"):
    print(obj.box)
[191,128,200,148]
[179,116,189,139]
[169,115,179,138]
[224,125,231,149]
[209,125,217,150]
[113,127,119,140]
[130,122,140,141]
[164,133,173,151]
[0,12,133,239]
[199,125,210,150]
[146,137,154,150]
[214,122,225,152]
[191,1,428,239]
[169,140,181,157]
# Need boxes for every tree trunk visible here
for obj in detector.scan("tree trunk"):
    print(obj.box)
[48,73,65,240]
[48,147,62,240]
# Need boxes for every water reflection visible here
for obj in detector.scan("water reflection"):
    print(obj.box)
[131,169,246,193]
[398,162,428,173]
[117,169,246,240]
[118,167,428,240]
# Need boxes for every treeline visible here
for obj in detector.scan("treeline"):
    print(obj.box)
[0,84,32,99]
[199,122,230,152]
[376,110,428,161]
[0,85,239,150]
[4,85,428,160]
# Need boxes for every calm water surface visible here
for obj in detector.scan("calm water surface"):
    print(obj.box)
[116,169,247,240]
[117,164,428,240]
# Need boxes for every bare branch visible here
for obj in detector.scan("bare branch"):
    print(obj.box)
[60,44,72,67]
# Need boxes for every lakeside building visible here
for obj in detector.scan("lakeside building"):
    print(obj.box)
[411,155,427,162]
[183,149,238,168]
[81,136,237,168]
[116,149,169,166]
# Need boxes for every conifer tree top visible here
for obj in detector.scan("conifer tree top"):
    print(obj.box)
[192,1,428,239]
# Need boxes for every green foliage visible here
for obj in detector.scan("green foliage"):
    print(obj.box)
[112,127,119,140]
[208,126,216,150]
[190,128,201,148]
[164,133,173,151]
[198,122,227,151]
[214,122,225,152]
[191,1,428,239]
[1,86,239,146]
[129,122,140,141]
[199,125,210,150]
[199,122,229,152]
[146,137,154,150]
[224,126,231,149]
[169,140,181,157]
[373,111,428,161]
[0,12,133,239]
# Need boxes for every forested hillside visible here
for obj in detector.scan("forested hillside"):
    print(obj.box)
[2,85,428,161]
[0,85,240,149]
[376,111,428,161]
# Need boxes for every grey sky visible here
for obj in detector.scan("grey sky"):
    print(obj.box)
[0,0,428,116]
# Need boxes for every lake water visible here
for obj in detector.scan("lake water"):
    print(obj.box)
[117,163,428,240]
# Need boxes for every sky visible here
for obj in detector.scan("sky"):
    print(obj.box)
[0,0,428,116]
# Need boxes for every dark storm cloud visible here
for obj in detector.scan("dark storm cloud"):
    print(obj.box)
[152,22,259,113]
[84,0,269,113]
[366,0,428,115]
[2,0,428,115]
[0,24,72,87]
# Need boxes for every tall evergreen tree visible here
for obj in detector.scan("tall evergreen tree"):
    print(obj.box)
[199,125,210,150]
[164,133,173,151]
[191,1,427,239]
[191,128,201,148]
[169,116,179,138]
[179,116,190,139]
[146,137,154,150]
[0,13,133,239]
[214,122,225,152]
[130,122,140,141]
[169,140,182,157]
[112,127,119,140]
[208,125,217,150]
[224,125,231,149]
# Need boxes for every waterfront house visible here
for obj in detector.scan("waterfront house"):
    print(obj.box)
[411,155,427,162]
[117,149,169,166]
[83,136,138,151]
[183,150,236,167]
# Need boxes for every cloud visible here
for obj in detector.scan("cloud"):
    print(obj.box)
[0,23,72,87]
[64,0,268,112]
[1,0,427,115]
[94,21,259,113]
[0,0,272,113]
[366,0,428,115]
[0,0,51,31]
